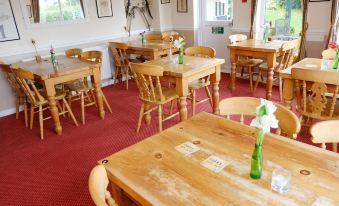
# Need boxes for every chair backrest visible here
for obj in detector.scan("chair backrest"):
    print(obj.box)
[80,51,102,63]
[65,48,82,58]
[184,46,216,58]
[229,34,248,44]
[310,120,339,152]
[130,63,165,102]
[12,67,45,105]
[88,165,118,206]
[275,39,299,72]
[162,31,179,40]
[219,97,301,138]
[109,42,129,68]
[162,34,185,42]
[144,33,162,41]
[322,48,336,60]
[292,68,339,120]
[0,63,24,97]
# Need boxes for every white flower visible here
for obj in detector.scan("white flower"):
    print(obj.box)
[173,37,185,49]
[250,98,279,133]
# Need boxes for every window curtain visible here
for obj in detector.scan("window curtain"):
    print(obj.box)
[325,0,339,46]
[31,0,40,23]
[297,0,309,60]
[249,0,258,39]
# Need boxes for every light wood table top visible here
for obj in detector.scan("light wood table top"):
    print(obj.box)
[100,112,339,206]
[125,40,173,52]
[227,39,283,53]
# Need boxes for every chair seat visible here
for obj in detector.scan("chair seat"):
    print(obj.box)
[188,80,210,90]
[259,62,281,72]
[140,87,179,104]
[33,89,67,105]
[237,58,263,67]
[66,79,92,92]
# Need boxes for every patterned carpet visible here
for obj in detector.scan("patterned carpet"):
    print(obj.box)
[0,74,322,205]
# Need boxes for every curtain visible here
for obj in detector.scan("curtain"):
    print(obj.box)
[249,0,258,39]
[325,0,339,46]
[79,0,85,17]
[297,0,308,60]
[31,0,40,23]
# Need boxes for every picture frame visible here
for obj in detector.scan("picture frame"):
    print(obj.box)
[177,0,188,13]
[96,0,113,18]
[26,5,32,18]
[309,0,330,2]
[161,0,170,4]
[0,0,20,42]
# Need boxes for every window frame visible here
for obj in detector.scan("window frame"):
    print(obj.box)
[203,0,233,26]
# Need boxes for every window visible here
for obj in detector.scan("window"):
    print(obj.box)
[38,0,85,23]
[206,0,233,21]
[262,0,302,39]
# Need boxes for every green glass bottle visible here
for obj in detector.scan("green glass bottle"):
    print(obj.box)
[332,51,339,69]
[250,144,263,179]
[179,47,184,64]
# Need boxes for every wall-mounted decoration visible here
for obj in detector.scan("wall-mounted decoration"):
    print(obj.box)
[0,0,20,42]
[125,0,153,36]
[96,0,113,18]
[26,5,32,18]
[212,26,224,34]
[161,0,170,4]
[177,0,188,13]
[309,0,330,2]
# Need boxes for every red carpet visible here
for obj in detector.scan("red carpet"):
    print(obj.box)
[0,74,325,205]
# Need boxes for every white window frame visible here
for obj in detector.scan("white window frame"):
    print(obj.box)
[202,0,233,26]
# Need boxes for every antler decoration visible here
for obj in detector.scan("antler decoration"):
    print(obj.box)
[124,0,153,36]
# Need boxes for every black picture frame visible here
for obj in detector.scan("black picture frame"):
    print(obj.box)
[96,0,113,18]
[26,5,32,18]
[161,0,170,4]
[309,0,330,2]
[177,0,188,13]
[0,0,20,42]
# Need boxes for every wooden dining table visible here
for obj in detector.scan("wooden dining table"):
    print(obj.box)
[280,58,338,109]
[228,39,283,100]
[124,40,177,60]
[12,56,105,135]
[99,112,339,206]
[144,55,225,121]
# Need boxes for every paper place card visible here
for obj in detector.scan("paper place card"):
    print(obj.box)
[175,141,200,156]
[200,155,229,173]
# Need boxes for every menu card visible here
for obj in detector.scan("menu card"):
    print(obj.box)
[200,155,229,173]
[175,141,200,156]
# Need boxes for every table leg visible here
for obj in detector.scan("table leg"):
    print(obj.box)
[266,53,276,100]
[44,80,62,135]
[176,78,188,121]
[92,66,105,119]
[282,78,294,110]
[211,65,221,114]
[230,50,237,93]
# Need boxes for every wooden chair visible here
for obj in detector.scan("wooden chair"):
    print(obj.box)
[130,63,179,132]
[253,39,300,101]
[292,68,339,127]
[219,97,301,139]
[322,48,336,60]
[65,48,82,58]
[310,120,339,153]
[161,31,179,40]
[88,165,118,206]
[228,34,263,93]
[0,63,28,126]
[109,42,134,90]
[13,67,78,140]
[144,33,162,41]
[67,51,112,124]
[184,46,216,115]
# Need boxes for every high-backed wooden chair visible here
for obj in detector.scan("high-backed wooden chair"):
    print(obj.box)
[88,165,118,206]
[219,97,301,139]
[13,67,78,139]
[109,42,133,90]
[253,39,300,101]
[185,46,216,115]
[67,51,112,124]
[130,63,179,132]
[292,68,339,127]
[322,48,336,60]
[228,34,263,93]
[1,63,28,126]
[144,33,162,41]
[310,120,339,153]
[65,48,82,58]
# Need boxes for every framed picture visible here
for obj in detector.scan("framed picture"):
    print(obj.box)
[0,0,20,42]
[161,0,170,4]
[96,0,113,18]
[177,0,188,13]
[26,5,32,18]
[309,0,330,2]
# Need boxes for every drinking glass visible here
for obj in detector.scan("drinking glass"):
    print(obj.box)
[271,168,291,193]
[321,59,329,70]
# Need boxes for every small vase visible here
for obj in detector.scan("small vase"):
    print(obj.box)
[332,51,339,69]
[250,144,263,179]
[141,35,145,45]
[179,47,183,64]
